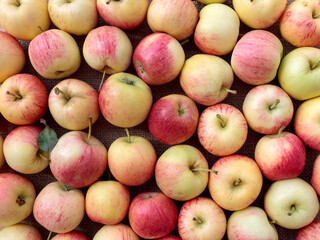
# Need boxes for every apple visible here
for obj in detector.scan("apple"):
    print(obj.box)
[148,94,199,145]
[147,0,199,41]
[133,32,185,85]
[296,220,320,240]
[128,192,178,239]
[0,31,25,83]
[233,0,287,29]
[208,155,263,211]
[0,73,48,125]
[33,181,85,233]
[156,235,182,240]
[311,155,320,196]
[50,130,108,188]
[194,3,240,56]
[0,0,50,41]
[48,0,98,35]
[97,0,149,30]
[178,197,227,240]
[180,54,235,106]
[278,47,320,100]
[93,224,139,240]
[0,173,36,226]
[83,26,132,76]
[280,0,320,47]
[28,29,81,79]
[3,125,49,174]
[231,30,283,85]
[0,136,5,169]
[108,129,157,186]
[196,0,226,3]
[48,78,100,131]
[242,84,294,135]
[51,230,90,240]
[227,206,278,240]
[0,223,42,240]
[255,128,306,181]
[99,72,153,128]
[264,178,320,229]
[294,96,320,151]
[85,180,130,225]
[155,144,212,201]
[197,103,248,156]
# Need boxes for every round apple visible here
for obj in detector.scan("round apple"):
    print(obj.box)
[296,219,320,240]
[311,155,320,196]
[93,224,139,240]
[156,235,182,240]
[0,223,42,240]
[0,135,5,169]
[51,230,90,240]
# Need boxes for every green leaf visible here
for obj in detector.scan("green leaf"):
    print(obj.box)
[38,119,58,152]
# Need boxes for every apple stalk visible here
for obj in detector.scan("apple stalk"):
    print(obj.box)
[6,90,22,100]
[125,128,132,143]
[269,99,280,110]
[192,168,218,175]
[86,116,93,144]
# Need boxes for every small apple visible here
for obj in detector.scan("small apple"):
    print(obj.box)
[242,84,294,134]
[0,223,42,240]
[180,54,235,106]
[311,155,320,196]
[0,73,48,125]
[296,220,320,240]
[48,0,98,35]
[208,155,263,211]
[148,94,199,145]
[97,0,149,30]
[178,197,227,240]
[197,103,248,156]
[0,173,36,226]
[264,178,320,229]
[33,181,85,233]
[0,136,5,169]
[133,32,185,85]
[0,31,25,83]
[231,30,283,85]
[93,224,139,240]
[99,72,153,128]
[128,192,178,239]
[85,180,130,225]
[28,29,81,79]
[147,0,199,41]
[51,230,89,240]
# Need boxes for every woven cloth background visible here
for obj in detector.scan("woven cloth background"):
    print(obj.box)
[0,0,319,239]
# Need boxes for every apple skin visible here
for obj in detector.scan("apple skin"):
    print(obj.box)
[108,134,157,186]
[178,197,227,240]
[93,224,139,240]
[0,136,5,169]
[33,181,85,233]
[156,235,181,240]
[197,0,226,3]
[148,94,199,145]
[242,84,294,135]
[155,144,209,201]
[280,0,320,47]
[180,54,234,106]
[233,0,287,29]
[311,155,320,196]
[0,0,50,41]
[83,26,132,74]
[48,78,100,130]
[51,230,89,240]
[97,0,149,30]
[0,73,48,125]
[194,3,240,56]
[48,0,98,36]
[294,96,320,151]
[0,31,25,83]
[99,72,153,128]
[28,29,81,79]
[296,220,320,240]
[0,223,42,240]
[278,47,320,100]
[85,180,130,225]
[50,131,108,188]
[255,131,306,181]
[208,155,263,211]
[3,126,49,174]
[264,178,320,229]
[227,206,278,240]
[0,173,36,226]
[147,0,199,41]
[133,32,185,85]
[231,30,283,85]
[128,192,178,239]
[197,103,248,156]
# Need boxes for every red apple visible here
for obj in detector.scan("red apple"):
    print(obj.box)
[156,235,182,240]
[311,154,320,196]
[296,219,320,240]
[93,224,139,240]
[0,223,42,240]
[51,230,90,240]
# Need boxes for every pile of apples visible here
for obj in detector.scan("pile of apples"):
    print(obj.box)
[0,0,319,239]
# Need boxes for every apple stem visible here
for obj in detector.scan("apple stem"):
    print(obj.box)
[222,87,237,94]
[269,99,280,110]
[313,12,320,19]
[38,151,50,163]
[63,184,72,192]
[277,126,285,135]
[311,59,320,70]
[234,178,242,186]
[86,116,93,144]
[47,231,52,240]
[287,205,295,216]
[125,128,132,143]
[54,87,70,101]
[216,114,226,128]
[192,168,218,175]
[6,90,22,99]
[16,195,25,206]
[38,26,43,33]
[16,0,20,6]
[180,39,189,46]
[270,220,277,224]
[98,68,107,92]
[192,216,203,224]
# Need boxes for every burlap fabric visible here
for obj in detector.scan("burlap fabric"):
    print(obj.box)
[0,0,319,239]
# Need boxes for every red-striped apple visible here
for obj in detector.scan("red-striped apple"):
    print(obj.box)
[51,230,90,240]
[156,235,181,240]
[311,155,320,196]
[93,224,139,240]
[0,223,42,240]
[296,220,320,240]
